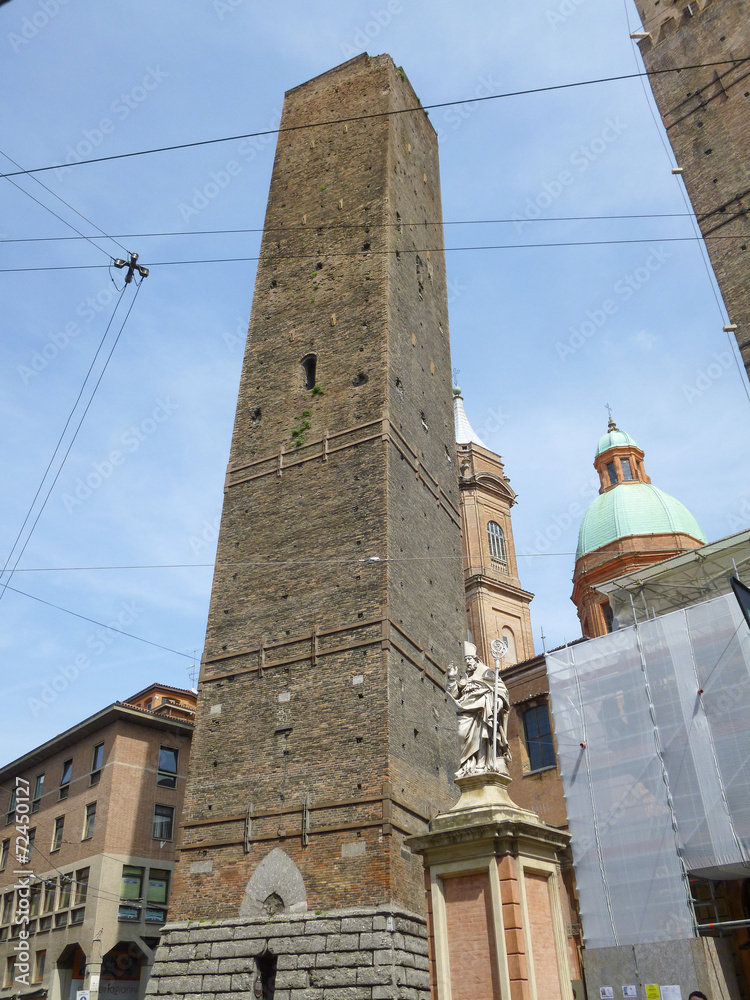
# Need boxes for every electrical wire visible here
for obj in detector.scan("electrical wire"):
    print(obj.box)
[0,211,701,244]
[0,148,128,259]
[0,59,746,181]
[1,232,747,274]
[3,583,194,659]
[0,282,142,604]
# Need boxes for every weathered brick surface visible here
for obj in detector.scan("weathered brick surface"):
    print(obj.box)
[632,0,750,376]
[146,907,430,999]
[170,52,463,928]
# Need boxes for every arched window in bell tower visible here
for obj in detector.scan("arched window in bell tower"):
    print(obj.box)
[487,521,507,566]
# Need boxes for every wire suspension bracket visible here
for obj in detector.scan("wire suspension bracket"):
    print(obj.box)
[113,251,149,283]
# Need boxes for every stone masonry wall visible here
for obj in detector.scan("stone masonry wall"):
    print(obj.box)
[146,908,431,1000]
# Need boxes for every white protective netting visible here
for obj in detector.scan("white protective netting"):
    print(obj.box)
[547,594,750,948]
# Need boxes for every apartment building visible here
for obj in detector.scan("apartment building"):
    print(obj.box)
[0,683,194,1000]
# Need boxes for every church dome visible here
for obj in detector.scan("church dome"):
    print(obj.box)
[576,482,706,558]
[596,427,638,456]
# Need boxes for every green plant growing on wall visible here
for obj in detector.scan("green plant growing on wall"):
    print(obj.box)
[311,384,325,396]
[291,409,312,447]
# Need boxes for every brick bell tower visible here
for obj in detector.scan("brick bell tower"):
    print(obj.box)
[163,53,465,973]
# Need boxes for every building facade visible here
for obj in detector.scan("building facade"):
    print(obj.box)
[0,684,194,1000]
[631,0,750,378]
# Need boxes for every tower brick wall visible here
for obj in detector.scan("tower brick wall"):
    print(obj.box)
[631,0,750,376]
[170,54,465,924]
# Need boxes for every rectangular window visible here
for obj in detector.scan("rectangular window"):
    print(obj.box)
[120,866,143,901]
[118,904,140,921]
[82,803,96,840]
[2,892,14,924]
[59,759,72,800]
[157,747,179,788]
[58,877,71,910]
[54,912,67,929]
[4,956,15,988]
[145,907,167,924]
[523,704,556,771]
[69,907,85,925]
[74,868,89,905]
[38,915,52,932]
[26,828,36,863]
[51,817,64,852]
[0,839,8,871]
[6,788,16,825]
[43,880,55,913]
[147,869,170,905]
[90,743,104,785]
[152,805,174,841]
[34,950,45,982]
[30,886,40,917]
[621,457,634,481]
[32,774,44,813]
[606,461,617,485]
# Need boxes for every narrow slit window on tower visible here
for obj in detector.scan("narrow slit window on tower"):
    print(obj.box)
[301,354,317,390]
[487,521,507,565]
[621,457,633,481]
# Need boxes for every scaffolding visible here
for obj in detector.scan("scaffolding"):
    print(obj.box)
[547,593,750,948]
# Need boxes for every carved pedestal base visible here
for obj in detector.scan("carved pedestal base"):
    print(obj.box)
[407,774,573,1000]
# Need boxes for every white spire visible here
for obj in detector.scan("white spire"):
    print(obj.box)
[453,393,486,448]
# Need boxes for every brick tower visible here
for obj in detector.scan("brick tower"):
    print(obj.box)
[150,54,465,999]
[630,0,750,378]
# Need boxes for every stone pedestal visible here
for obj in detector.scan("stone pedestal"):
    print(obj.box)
[407,772,573,1000]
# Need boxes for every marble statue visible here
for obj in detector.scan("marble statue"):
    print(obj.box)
[447,640,511,777]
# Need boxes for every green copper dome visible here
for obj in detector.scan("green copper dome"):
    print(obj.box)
[596,427,638,456]
[576,483,706,559]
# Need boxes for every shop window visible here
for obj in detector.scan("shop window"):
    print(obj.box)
[487,521,507,564]
[51,817,64,852]
[523,703,556,771]
[157,747,179,789]
[59,759,72,800]
[90,744,104,785]
[32,774,44,813]
[121,866,143,901]
[82,803,96,841]
[153,805,174,841]
[0,839,8,871]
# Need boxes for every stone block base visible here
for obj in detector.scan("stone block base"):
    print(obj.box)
[145,907,431,1000]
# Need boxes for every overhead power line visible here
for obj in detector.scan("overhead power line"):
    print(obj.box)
[0,212,700,244]
[0,59,745,181]
[1,233,746,274]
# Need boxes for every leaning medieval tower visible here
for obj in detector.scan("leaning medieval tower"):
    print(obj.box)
[149,54,465,999]
[631,0,750,377]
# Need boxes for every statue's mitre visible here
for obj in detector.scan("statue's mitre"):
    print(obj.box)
[462,641,477,658]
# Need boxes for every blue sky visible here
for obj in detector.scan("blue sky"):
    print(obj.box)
[2,0,748,763]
